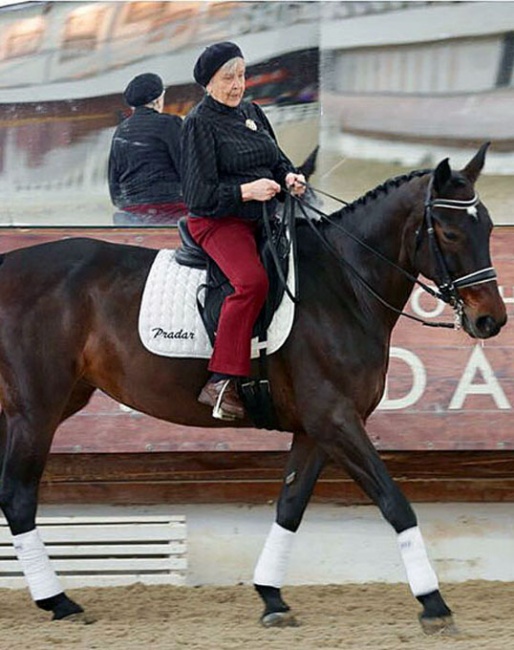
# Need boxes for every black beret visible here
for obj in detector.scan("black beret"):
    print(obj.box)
[123,73,164,107]
[193,41,243,87]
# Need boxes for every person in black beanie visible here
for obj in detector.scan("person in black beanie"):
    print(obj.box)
[181,41,305,420]
[108,72,187,225]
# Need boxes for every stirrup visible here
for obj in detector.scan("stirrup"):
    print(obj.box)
[212,379,238,421]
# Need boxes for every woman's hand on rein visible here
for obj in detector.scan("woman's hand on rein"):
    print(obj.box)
[241,178,281,202]
[285,172,306,196]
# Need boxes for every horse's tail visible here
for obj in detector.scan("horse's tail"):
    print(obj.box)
[0,254,5,268]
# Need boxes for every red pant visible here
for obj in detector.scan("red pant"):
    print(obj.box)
[187,217,269,377]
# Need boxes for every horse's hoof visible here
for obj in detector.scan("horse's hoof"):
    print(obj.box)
[419,614,459,636]
[59,612,97,625]
[261,610,299,628]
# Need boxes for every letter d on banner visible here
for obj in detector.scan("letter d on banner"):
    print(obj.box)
[378,347,426,411]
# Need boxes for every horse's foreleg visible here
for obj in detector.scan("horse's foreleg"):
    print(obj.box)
[315,410,455,635]
[0,408,90,623]
[254,433,327,627]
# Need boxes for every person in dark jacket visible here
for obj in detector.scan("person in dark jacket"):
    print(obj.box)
[108,72,187,225]
[181,41,305,420]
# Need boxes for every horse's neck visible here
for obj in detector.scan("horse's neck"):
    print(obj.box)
[344,192,410,258]
[322,182,423,326]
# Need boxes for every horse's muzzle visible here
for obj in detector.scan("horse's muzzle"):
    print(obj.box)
[466,313,507,338]
[461,284,508,339]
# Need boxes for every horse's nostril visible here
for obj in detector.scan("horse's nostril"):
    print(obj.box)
[475,315,499,338]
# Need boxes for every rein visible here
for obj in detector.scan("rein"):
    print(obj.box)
[288,176,495,329]
[261,196,299,303]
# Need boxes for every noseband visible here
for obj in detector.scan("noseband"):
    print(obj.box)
[420,177,497,323]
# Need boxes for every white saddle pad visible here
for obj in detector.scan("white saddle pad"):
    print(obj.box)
[138,249,295,359]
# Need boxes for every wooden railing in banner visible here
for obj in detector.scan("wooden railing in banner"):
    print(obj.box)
[1,226,514,504]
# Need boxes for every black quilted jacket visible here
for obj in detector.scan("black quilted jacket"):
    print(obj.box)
[108,106,183,208]
[181,94,295,220]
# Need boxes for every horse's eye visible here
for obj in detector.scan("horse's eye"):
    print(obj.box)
[442,230,458,242]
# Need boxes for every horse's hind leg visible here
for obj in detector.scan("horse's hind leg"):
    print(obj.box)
[254,433,327,627]
[0,381,95,623]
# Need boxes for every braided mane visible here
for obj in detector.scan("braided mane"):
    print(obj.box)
[339,169,430,216]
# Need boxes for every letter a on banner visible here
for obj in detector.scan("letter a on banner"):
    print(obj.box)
[448,344,511,410]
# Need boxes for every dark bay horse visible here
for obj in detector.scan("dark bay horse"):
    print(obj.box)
[0,144,506,631]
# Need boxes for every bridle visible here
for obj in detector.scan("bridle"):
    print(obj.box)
[417,176,497,325]
[287,173,497,329]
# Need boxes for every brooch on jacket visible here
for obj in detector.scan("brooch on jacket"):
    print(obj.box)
[245,118,257,131]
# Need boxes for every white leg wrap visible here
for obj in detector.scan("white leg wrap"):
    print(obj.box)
[13,528,63,601]
[253,523,295,588]
[398,525,439,596]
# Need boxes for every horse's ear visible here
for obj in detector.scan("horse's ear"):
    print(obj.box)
[432,157,452,194]
[298,145,319,181]
[461,141,490,184]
